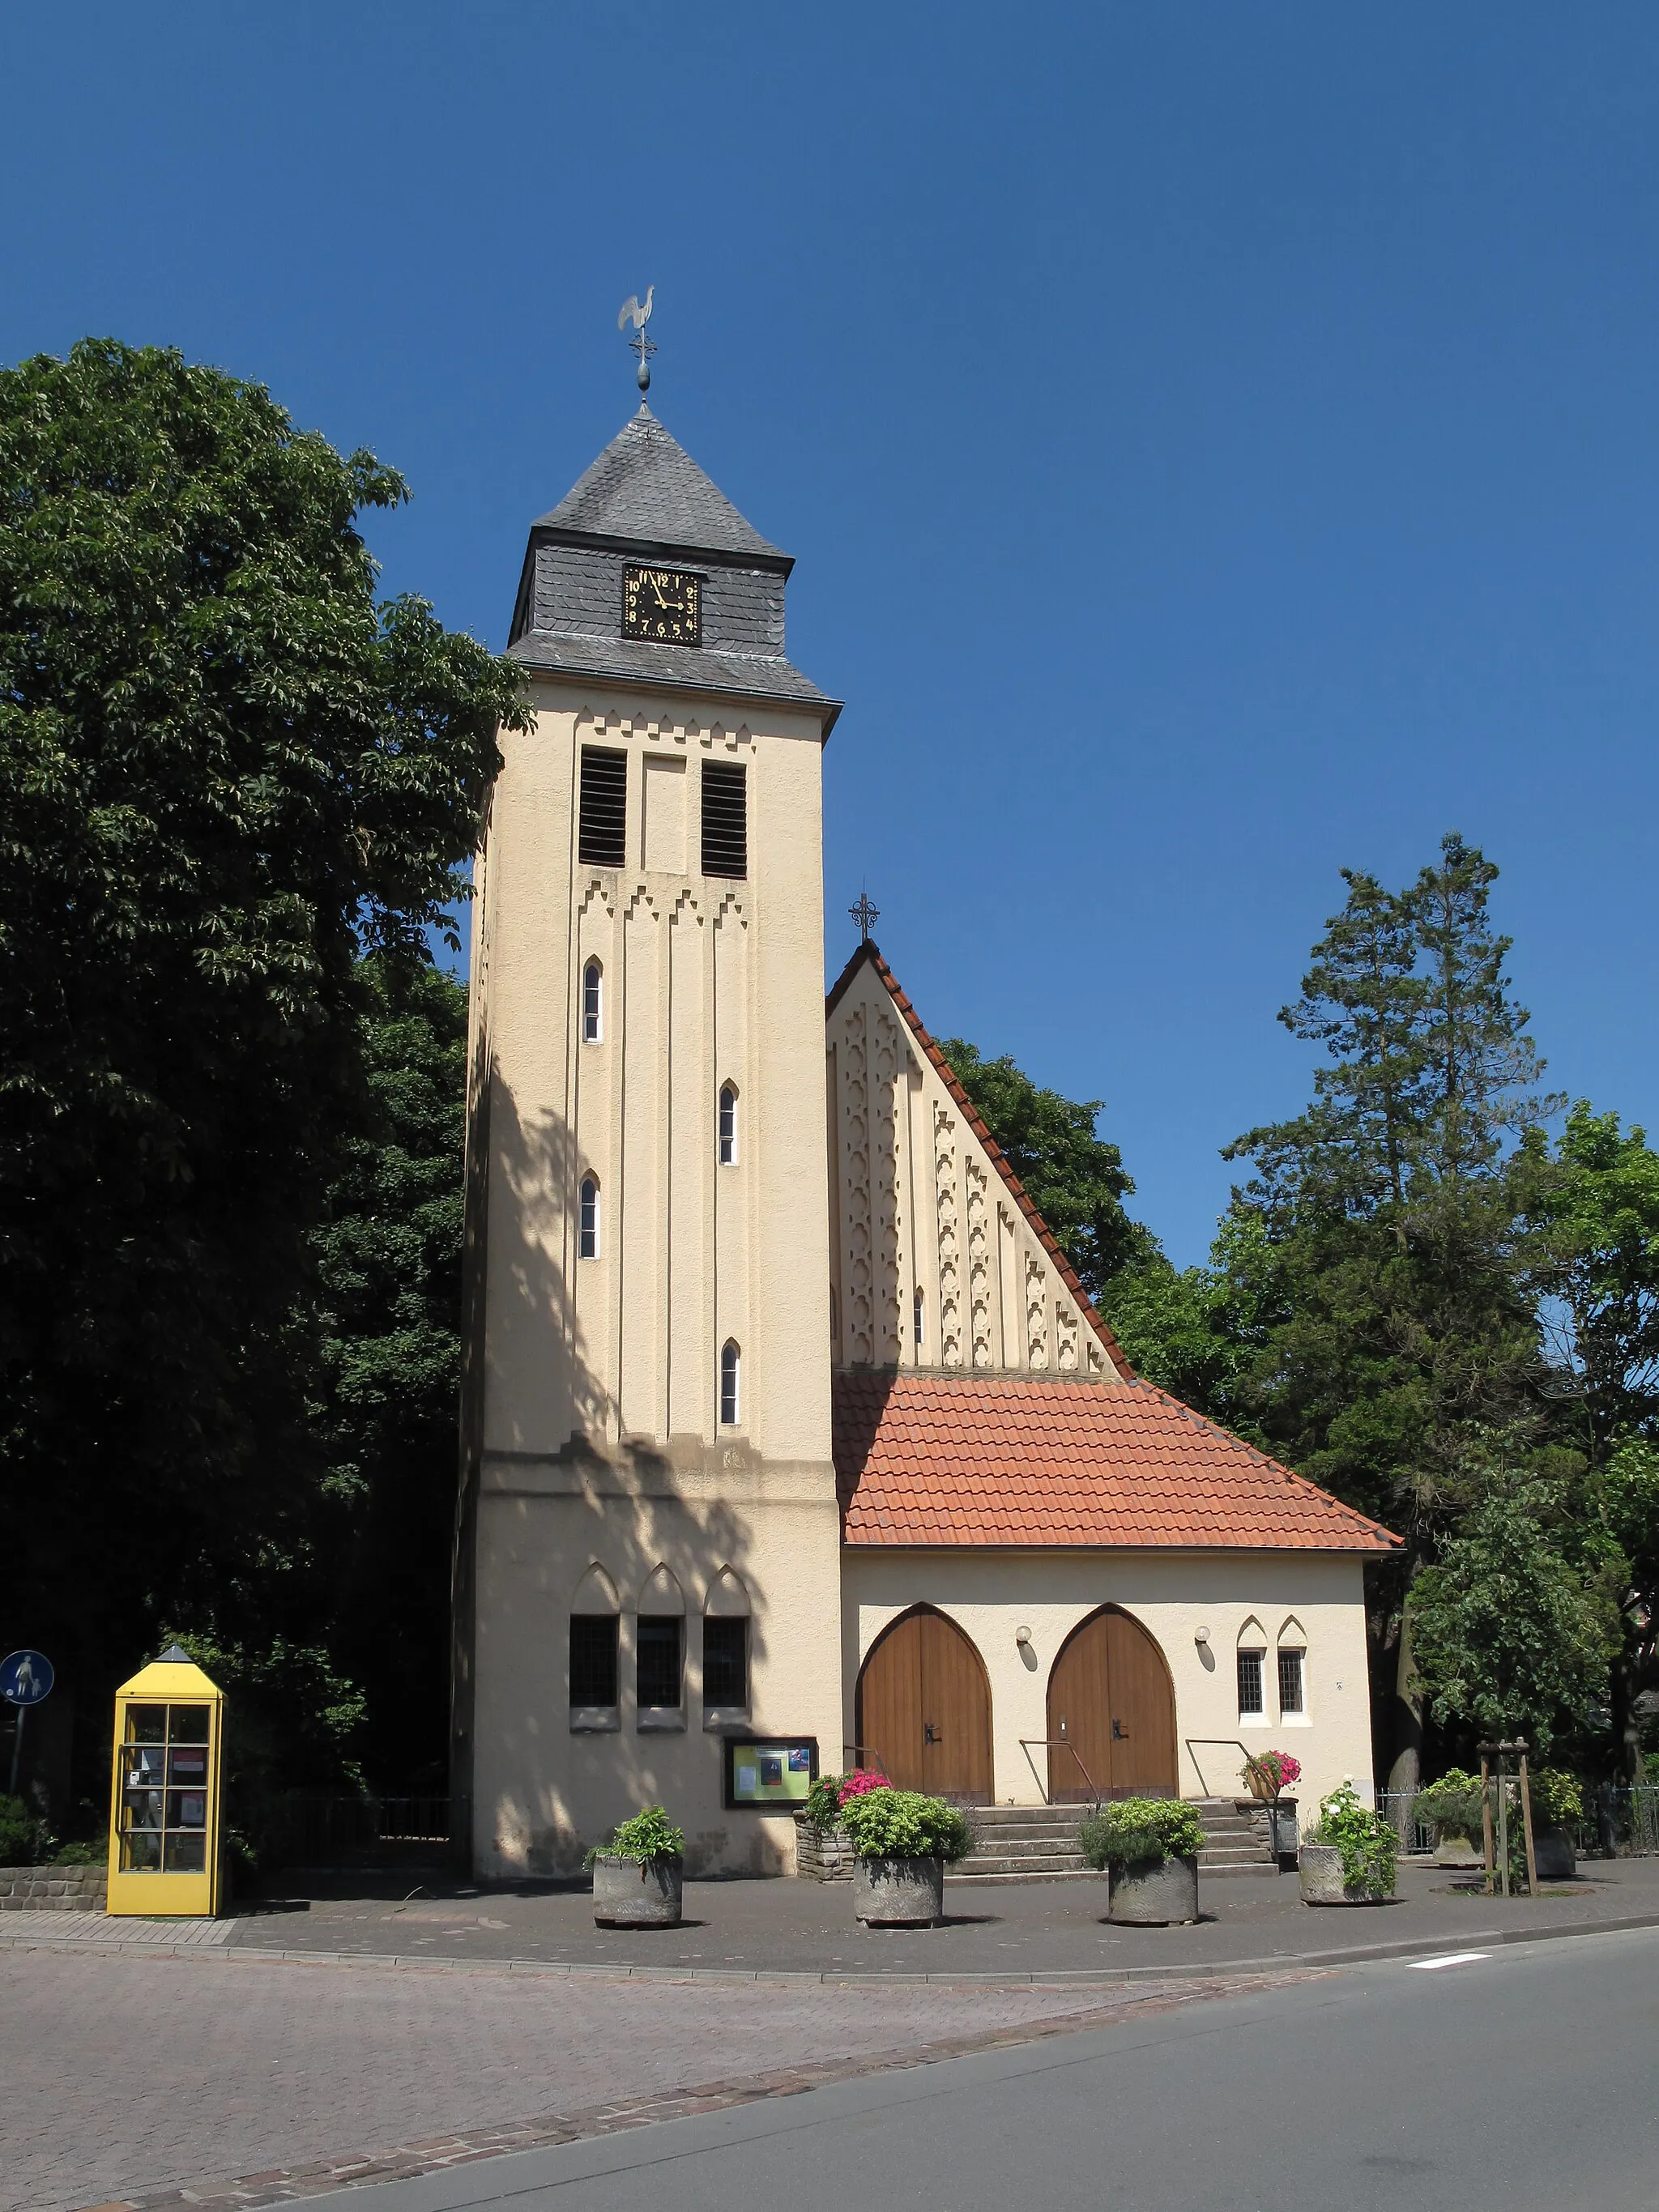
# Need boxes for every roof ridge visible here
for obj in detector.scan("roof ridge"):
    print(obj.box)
[826,941,1136,1381]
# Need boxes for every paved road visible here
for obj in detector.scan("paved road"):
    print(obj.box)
[297,1926,1659,2212]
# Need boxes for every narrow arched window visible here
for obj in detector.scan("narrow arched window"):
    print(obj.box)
[582,960,602,1044]
[718,1082,738,1166]
[578,1175,599,1259]
[914,1285,925,1347]
[719,1340,740,1426]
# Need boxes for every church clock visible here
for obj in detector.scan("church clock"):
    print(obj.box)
[623,563,702,645]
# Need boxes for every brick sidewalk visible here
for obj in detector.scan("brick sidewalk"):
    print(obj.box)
[2,1947,1316,2212]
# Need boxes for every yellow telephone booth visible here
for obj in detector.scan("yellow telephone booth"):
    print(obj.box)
[107,1645,225,1918]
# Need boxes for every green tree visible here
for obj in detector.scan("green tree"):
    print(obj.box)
[0,339,523,1796]
[1409,1480,1621,1754]
[1517,1105,1659,1779]
[936,1039,1157,1302]
[1223,835,1558,1793]
[310,956,469,1786]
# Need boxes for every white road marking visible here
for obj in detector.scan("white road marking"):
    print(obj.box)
[1410,1951,1492,1970]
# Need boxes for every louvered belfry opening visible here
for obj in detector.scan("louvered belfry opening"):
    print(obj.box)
[701,759,747,878]
[578,745,628,867]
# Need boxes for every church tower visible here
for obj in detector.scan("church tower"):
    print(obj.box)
[454,403,844,1876]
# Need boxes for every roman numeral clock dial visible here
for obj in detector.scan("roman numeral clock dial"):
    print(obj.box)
[622,564,702,645]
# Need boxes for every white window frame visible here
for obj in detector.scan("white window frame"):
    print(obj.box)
[719,1340,740,1426]
[1237,1647,1267,1723]
[1277,1645,1309,1724]
[582,959,603,1044]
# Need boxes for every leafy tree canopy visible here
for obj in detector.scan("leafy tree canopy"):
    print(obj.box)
[0,339,523,1782]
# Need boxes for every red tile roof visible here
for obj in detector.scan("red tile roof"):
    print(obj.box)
[825,942,1135,1380]
[834,1369,1401,1553]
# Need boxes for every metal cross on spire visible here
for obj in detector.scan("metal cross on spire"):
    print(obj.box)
[849,890,880,944]
[618,286,655,393]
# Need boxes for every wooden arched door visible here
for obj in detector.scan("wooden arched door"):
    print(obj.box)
[855,1608,993,1802]
[1047,1607,1177,1801]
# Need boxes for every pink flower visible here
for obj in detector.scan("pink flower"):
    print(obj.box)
[838,1771,891,1805]
[1278,1754,1302,1784]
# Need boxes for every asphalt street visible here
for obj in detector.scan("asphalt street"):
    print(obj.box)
[292,1925,1659,2212]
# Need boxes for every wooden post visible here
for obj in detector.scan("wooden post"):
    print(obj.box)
[1518,1743,1538,1894]
[1497,1749,1511,1899]
[1480,1750,1495,1894]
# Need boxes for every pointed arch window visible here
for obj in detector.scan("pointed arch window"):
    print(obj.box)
[719,1082,738,1166]
[913,1285,925,1347]
[578,1175,599,1259]
[719,1340,741,1426]
[582,959,603,1043]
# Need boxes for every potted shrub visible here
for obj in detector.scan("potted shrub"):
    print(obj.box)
[838,1785,971,1926]
[795,1769,884,1881]
[1528,1768,1582,1882]
[1241,1750,1302,1865]
[1413,1769,1485,1867]
[587,1805,684,1928]
[1299,1784,1397,1904]
[1080,1796,1205,1925]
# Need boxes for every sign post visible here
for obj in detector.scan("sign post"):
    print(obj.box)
[1,1649,55,1798]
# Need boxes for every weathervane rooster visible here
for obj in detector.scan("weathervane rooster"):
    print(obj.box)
[618,287,655,393]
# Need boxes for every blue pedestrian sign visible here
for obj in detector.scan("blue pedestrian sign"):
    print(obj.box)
[0,1651,53,1707]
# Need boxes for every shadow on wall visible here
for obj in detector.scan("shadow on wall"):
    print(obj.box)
[467,1076,774,1877]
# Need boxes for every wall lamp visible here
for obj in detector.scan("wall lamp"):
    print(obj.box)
[1194,1626,1211,1647]
[1015,1626,1034,1649]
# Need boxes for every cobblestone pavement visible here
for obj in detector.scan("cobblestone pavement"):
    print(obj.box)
[2,1948,1317,2212]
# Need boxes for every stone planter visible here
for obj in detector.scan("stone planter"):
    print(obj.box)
[591,1852,683,1928]
[0,1865,108,1912]
[1299,1842,1393,1904]
[1434,1831,1483,1869]
[1532,1825,1576,1882]
[795,1818,856,1882]
[852,1854,944,1926]
[1108,1852,1200,1925]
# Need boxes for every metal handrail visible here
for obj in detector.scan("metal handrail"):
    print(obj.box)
[1183,1737,1256,1799]
[1018,1738,1102,1809]
[842,1745,889,1777]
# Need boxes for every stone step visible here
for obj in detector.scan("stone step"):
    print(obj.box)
[949,1868,1099,1886]
[951,1856,1091,1879]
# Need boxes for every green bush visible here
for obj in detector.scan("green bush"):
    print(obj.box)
[1307,1785,1397,1896]
[804,1774,848,1833]
[0,1796,54,1866]
[52,1839,106,1865]
[1528,1768,1583,1826]
[585,1804,684,1869]
[1413,1769,1484,1841]
[1079,1796,1205,1871]
[837,1788,971,1864]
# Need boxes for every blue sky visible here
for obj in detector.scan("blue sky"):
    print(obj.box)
[6,6,1659,1264]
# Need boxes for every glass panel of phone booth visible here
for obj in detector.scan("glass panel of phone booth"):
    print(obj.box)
[117,1705,215,1873]
[164,1831,207,1871]
[168,1704,211,1744]
[127,1704,167,1744]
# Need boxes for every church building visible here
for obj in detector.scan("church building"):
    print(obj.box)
[454,399,1400,1877]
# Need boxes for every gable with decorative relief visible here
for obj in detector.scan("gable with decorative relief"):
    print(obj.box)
[825,952,1122,1383]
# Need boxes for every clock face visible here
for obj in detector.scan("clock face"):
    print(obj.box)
[623,564,702,646]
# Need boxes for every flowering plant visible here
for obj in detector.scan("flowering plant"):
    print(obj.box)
[838,1770,890,1805]
[803,1767,891,1832]
[1242,1750,1302,1799]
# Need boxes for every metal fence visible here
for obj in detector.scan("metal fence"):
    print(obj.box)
[266,1793,461,1869]
[1377,1782,1659,1858]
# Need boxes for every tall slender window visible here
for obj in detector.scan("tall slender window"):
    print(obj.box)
[636,1617,684,1711]
[569,1616,618,1708]
[578,1175,599,1259]
[702,1618,748,1711]
[1237,1648,1265,1719]
[914,1286,925,1346]
[582,960,603,1043]
[719,1340,740,1426]
[1277,1647,1305,1715]
[701,760,747,878]
[719,1083,738,1165]
[578,746,628,867]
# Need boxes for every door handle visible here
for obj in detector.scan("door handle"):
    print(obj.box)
[1112,1718,1127,1741]
[924,1722,940,1745]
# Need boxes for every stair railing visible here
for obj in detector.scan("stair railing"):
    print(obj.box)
[1018,1737,1102,1809]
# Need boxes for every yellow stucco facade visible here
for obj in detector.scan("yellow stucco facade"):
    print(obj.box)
[454,404,1390,1876]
